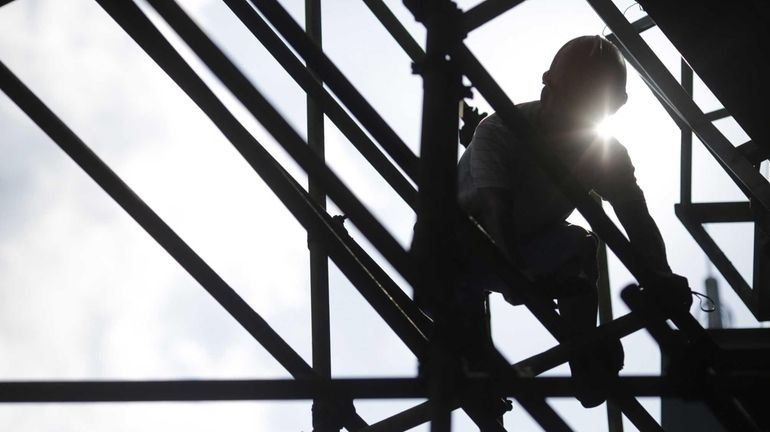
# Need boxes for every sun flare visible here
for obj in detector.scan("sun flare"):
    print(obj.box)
[595,115,619,139]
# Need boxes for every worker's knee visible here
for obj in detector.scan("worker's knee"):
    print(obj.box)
[559,224,598,261]
[556,225,599,281]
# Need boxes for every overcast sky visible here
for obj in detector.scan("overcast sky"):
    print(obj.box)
[0,0,766,431]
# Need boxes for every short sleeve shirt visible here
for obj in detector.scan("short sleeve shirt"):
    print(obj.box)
[457,101,645,237]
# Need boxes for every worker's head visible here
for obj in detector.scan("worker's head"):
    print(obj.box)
[541,36,627,129]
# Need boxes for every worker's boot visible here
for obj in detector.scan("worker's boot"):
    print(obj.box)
[571,336,624,408]
[556,277,624,408]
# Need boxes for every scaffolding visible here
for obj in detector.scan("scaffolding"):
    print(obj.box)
[0,0,768,431]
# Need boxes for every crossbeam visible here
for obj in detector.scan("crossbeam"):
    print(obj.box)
[0,376,757,402]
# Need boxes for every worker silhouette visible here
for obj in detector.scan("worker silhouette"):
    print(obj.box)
[456,35,692,408]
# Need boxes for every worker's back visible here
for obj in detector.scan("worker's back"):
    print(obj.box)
[457,101,643,238]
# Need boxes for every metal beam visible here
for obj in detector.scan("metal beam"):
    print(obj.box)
[676,202,754,224]
[304,0,334,430]
[737,141,770,166]
[412,2,464,430]
[680,60,693,204]
[595,193,624,432]
[222,0,417,208]
[752,226,770,320]
[704,108,730,122]
[362,0,424,64]
[361,0,424,62]
[462,0,528,34]
[0,376,757,403]
[605,15,656,40]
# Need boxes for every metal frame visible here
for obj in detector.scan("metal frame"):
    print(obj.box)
[0,0,768,431]
[602,1,770,321]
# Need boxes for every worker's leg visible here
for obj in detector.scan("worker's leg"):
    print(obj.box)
[551,226,600,338]
[556,279,599,338]
[455,258,495,370]
[521,223,623,408]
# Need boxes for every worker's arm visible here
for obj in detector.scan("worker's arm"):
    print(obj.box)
[613,198,692,309]
[613,198,670,272]
[595,139,692,309]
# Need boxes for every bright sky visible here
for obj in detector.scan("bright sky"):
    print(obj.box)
[0,0,765,431]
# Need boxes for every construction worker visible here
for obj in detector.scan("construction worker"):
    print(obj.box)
[456,35,692,407]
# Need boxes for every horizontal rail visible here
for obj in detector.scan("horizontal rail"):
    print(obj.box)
[704,108,730,122]
[737,141,770,165]
[605,15,656,40]
[0,376,757,402]
[675,202,754,224]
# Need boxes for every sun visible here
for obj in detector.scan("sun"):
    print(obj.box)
[595,114,619,139]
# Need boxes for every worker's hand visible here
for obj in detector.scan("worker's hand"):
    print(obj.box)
[647,271,692,312]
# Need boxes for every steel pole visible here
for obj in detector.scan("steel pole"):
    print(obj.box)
[304,1,336,430]
[411,2,465,430]
[680,60,693,204]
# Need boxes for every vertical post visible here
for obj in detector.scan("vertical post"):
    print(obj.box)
[704,276,722,329]
[591,194,624,431]
[680,59,693,204]
[594,196,624,432]
[753,226,770,320]
[305,1,332,431]
[410,1,465,431]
